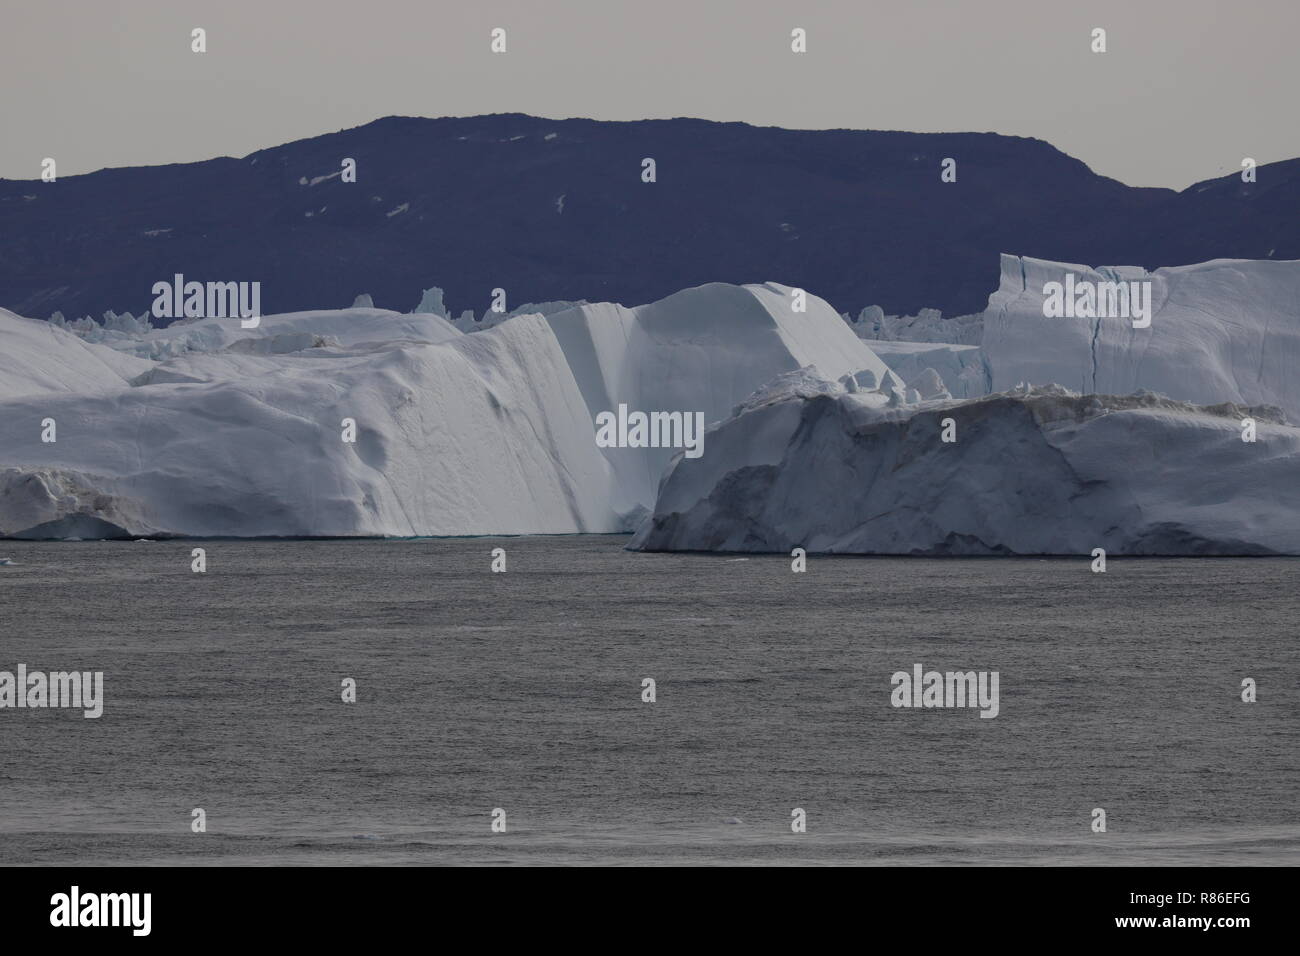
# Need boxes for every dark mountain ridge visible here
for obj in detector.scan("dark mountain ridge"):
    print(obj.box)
[1,113,1296,322]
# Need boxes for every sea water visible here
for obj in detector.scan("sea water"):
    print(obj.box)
[0,537,1295,865]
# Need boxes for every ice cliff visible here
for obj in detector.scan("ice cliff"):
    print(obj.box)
[981,255,1300,423]
[544,282,904,515]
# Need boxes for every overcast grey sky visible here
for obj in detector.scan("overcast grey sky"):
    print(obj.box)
[3,0,1296,189]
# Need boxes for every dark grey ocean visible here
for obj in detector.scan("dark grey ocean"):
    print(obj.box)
[0,537,1296,865]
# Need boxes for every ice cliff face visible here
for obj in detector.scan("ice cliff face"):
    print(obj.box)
[862,256,1300,425]
[981,255,1300,422]
[545,282,904,515]
[630,381,1300,555]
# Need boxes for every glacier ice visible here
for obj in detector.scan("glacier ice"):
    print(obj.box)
[0,311,619,537]
[630,381,1300,555]
[848,305,984,345]
[906,367,950,401]
[868,341,989,400]
[0,283,898,538]
[3,261,1298,552]
[982,255,1300,422]
[543,282,906,516]
[410,286,450,318]
[0,309,152,400]
[861,256,1300,425]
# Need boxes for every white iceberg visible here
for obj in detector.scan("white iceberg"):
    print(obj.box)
[4,265,1297,550]
[0,283,898,538]
[630,381,1300,555]
[0,312,618,537]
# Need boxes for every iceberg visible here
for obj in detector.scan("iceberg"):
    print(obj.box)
[0,283,897,538]
[0,312,619,538]
[4,265,1296,551]
[630,381,1300,555]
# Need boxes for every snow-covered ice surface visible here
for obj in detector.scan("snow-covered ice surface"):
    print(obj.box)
[630,381,1300,555]
[0,309,151,399]
[982,255,1300,422]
